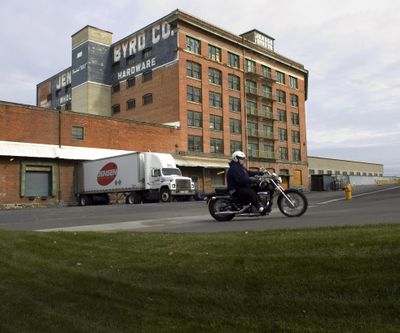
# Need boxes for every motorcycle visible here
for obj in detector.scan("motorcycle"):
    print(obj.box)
[206,171,308,221]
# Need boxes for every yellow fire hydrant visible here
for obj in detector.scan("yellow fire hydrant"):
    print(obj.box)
[344,183,352,200]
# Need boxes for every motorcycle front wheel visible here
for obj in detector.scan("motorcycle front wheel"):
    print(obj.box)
[208,198,235,222]
[277,189,308,217]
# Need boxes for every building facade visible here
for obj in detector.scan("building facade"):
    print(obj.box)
[308,156,384,177]
[36,10,309,192]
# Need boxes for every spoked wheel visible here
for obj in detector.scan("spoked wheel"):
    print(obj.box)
[277,189,308,217]
[208,198,235,222]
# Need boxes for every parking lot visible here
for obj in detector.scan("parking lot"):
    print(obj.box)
[0,185,399,233]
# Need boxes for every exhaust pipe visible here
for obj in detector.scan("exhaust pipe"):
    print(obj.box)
[214,205,251,216]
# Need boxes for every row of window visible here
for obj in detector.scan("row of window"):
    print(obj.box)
[188,110,301,142]
[309,170,383,177]
[186,84,298,108]
[278,110,300,125]
[185,36,300,90]
[188,135,302,161]
[72,123,301,162]
[112,71,152,93]
[112,94,153,114]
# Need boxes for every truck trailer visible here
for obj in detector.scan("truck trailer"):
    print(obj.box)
[75,152,195,205]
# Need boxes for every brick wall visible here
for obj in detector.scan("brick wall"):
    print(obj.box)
[0,101,185,206]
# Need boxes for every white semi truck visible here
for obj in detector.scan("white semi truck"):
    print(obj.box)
[75,152,195,205]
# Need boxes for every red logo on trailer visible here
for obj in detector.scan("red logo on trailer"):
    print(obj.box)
[97,162,118,186]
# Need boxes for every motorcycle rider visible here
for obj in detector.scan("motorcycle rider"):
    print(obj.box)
[227,151,265,213]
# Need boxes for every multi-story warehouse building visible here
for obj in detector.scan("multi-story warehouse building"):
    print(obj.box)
[37,9,309,191]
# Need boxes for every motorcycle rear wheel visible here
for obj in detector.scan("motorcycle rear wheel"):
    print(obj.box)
[277,189,308,217]
[208,198,235,222]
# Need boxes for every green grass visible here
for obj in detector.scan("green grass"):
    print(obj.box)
[0,225,399,332]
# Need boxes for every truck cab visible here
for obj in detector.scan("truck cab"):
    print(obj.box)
[145,153,195,202]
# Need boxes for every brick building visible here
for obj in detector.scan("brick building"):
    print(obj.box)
[0,101,183,206]
[2,9,309,206]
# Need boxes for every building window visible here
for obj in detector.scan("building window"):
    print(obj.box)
[293,148,301,161]
[263,124,273,139]
[72,126,84,140]
[127,54,135,66]
[46,93,52,101]
[228,52,240,68]
[262,85,272,99]
[248,143,259,157]
[186,61,201,79]
[208,44,221,62]
[210,138,223,154]
[112,84,120,93]
[228,74,240,90]
[262,65,272,79]
[246,79,256,94]
[277,71,285,84]
[65,84,71,94]
[142,47,152,59]
[127,99,136,110]
[290,94,299,107]
[112,61,120,73]
[187,86,202,103]
[230,141,241,154]
[112,104,120,114]
[292,130,300,143]
[277,90,286,103]
[289,76,298,89]
[245,59,256,73]
[279,147,288,160]
[143,70,152,82]
[186,36,201,54]
[230,119,241,135]
[246,100,257,115]
[262,104,272,118]
[209,91,222,109]
[208,68,222,85]
[279,128,288,141]
[187,111,202,127]
[229,96,241,113]
[278,109,287,122]
[264,144,274,158]
[143,93,153,105]
[210,114,223,131]
[247,122,258,136]
[188,135,202,152]
[127,77,135,88]
[65,101,71,111]
[291,112,299,125]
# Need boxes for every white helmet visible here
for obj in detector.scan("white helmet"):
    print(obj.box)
[232,151,246,162]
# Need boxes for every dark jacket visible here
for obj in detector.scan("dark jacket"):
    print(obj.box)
[227,161,258,191]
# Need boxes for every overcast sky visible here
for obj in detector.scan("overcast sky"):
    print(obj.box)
[1,0,399,175]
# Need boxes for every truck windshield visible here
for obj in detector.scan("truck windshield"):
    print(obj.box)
[162,168,182,176]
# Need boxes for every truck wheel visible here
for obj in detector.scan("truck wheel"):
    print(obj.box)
[126,193,141,204]
[79,195,92,206]
[160,188,172,202]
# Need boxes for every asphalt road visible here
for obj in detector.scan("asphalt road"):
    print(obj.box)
[0,185,399,233]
